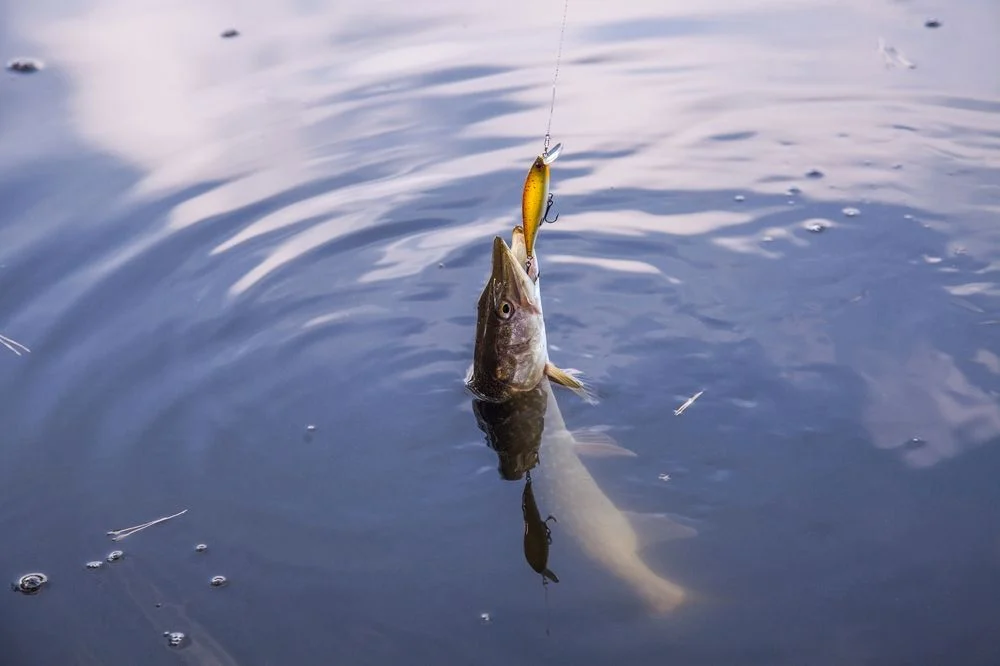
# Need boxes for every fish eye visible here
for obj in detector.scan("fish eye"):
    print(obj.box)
[497,301,514,319]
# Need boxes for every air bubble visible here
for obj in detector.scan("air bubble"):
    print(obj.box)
[12,573,48,595]
[86,561,104,570]
[6,58,43,73]
[195,544,208,553]
[106,550,124,563]
[842,207,860,217]
[210,575,228,587]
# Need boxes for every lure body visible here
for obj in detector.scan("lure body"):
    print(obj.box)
[520,143,561,262]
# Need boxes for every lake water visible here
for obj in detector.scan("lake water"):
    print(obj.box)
[2,0,999,663]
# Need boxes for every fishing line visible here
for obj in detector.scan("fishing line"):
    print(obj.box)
[543,0,570,156]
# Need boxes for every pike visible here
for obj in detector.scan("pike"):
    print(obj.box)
[465,228,696,614]
[465,225,591,404]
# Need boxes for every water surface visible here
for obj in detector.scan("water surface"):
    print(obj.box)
[2,0,999,663]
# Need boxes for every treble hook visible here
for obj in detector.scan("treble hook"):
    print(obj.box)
[543,193,559,224]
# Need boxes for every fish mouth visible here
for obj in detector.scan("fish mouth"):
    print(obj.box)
[491,236,534,308]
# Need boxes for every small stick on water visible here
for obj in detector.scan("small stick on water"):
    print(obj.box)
[0,334,31,356]
[107,509,188,541]
[673,390,704,416]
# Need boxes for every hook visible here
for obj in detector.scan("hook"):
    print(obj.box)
[543,193,559,224]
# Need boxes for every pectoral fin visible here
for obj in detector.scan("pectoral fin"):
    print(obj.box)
[570,428,637,457]
[545,362,598,404]
[623,511,699,551]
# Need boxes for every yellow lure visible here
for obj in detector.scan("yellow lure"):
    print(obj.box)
[520,143,561,262]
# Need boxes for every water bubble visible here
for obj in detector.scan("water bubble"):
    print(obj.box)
[165,631,187,648]
[106,550,124,563]
[85,561,104,570]
[6,57,43,73]
[805,169,824,179]
[733,194,745,202]
[12,573,48,595]
[220,29,240,38]
[842,207,860,217]
[210,575,228,587]
[195,544,208,553]
[479,612,492,625]
[924,19,941,28]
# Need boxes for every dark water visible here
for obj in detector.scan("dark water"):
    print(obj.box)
[2,0,999,663]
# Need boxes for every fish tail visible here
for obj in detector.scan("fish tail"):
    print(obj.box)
[545,363,598,405]
[642,576,686,615]
[543,569,559,584]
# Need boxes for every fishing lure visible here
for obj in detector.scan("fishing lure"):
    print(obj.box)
[521,142,562,270]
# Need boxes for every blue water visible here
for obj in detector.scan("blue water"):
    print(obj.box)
[2,0,999,663]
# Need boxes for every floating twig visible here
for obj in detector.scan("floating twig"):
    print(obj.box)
[673,390,704,416]
[107,509,188,541]
[0,334,31,356]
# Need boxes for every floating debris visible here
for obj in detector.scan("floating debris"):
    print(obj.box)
[107,508,188,541]
[85,561,104,570]
[842,207,861,217]
[658,473,672,482]
[220,28,240,38]
[164,631,188,648]
[209,575,228,587]
[924,18,941,29]
[12,572,48,595]
[106,550,124,563]
[0,334,31,356]
[5,57,43,74]
[805,168,824,179]
[733,194,745,202]
[674,390,704,416]
[195,544,208,553]
[878,38,916,69]
[479,612,492,625]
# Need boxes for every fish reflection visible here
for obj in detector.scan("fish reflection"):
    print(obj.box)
[473,384,560,586]
[473,382,547,481]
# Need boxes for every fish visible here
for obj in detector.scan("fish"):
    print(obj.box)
[531,377,696,614]
[466,226,697,614]
[521,143,561,265]
[465,224,591,404]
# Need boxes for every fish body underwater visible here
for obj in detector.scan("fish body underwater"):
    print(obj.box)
[466,226,694,614]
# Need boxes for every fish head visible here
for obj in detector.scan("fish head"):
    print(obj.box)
[466,236,547,403]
